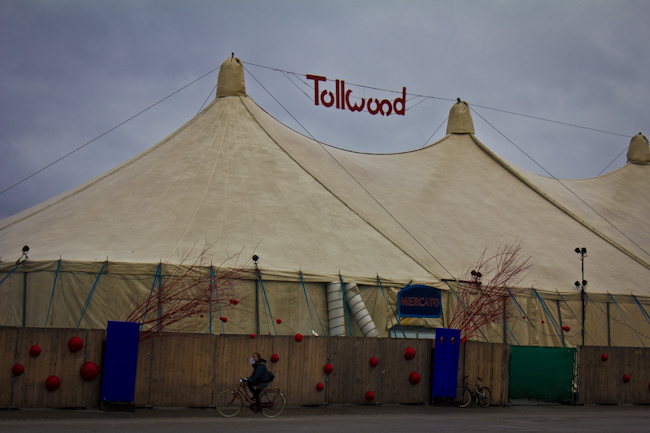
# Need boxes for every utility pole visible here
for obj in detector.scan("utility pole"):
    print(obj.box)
[574,247,587,346]
[253,255,260,334]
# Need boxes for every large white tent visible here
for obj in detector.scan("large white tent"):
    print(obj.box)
[1,57,649,347]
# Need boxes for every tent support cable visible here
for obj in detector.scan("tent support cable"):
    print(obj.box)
[255,267,277,335]
[632,295,650,329]
[299,270,317,335]
[608,292,645,347]
[377,276,406,338]
[532,288,564,343]
[507,289,541,340]
[44,258,61,327]
[141,262,162,331]
[338,274,354,336]
[76,260,107,328]
[0,261,23,287]
[557,291,591,344]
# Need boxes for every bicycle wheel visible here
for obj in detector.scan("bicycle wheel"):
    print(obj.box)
[259,389,286,418]
[216,389,243,417]
[477,386,492,407]
[458,388,472,408]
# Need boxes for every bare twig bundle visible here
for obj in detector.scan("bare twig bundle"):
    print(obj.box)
[448,240,532,342]
[125,244,251,340]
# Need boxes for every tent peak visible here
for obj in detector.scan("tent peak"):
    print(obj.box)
[216,54,246,98]
[446,99,475,134]
[627,132,650,165]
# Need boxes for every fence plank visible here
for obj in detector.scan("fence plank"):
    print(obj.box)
[133,337,154,406]
[147,333,215,407]
[0,327,19,408]
[462,341,510,406]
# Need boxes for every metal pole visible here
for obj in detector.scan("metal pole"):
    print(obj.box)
[255,278,260,334]
[253,255,260,334]
[606,302,611,346]
[575,247,587,347]
[581,254,585,347]
[22,272,27,327]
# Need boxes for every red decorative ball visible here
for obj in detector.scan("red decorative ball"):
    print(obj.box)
[316,382,325,391]
[220,317,227,322]
[409,371,421,385]
[522,316,526,320]
[324,363,334,374]
[230,299,238,305]
[294,333,303,342]
[45,375,60,391]
[365,391,375,402]
[68,337,83,353]
[403,347,416,360]
[369,357,379,367]
[276,319,282,324]
[29,345,41,357]
[562,325,571,332]
[271,353,280,363]
[249,333,256,339]
[80,362,99,381]
[541,320,545,324]
[623,374,630,383]
[601,354,608,361]
[12,364,25,376]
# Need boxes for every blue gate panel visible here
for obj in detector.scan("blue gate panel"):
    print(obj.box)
[432,328,461,398]
[100,321,140,402]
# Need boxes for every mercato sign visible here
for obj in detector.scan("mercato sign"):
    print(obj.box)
[306,74,406,116]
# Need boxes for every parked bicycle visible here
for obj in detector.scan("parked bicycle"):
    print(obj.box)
[216,378,286,417]
[458,375,492,407]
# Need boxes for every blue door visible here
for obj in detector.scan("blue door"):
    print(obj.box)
[432,328,461,398]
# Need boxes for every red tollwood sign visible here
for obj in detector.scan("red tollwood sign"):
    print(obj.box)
[306,74,406,116]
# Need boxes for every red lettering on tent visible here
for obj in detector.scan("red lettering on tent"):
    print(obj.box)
[306,74,405,117]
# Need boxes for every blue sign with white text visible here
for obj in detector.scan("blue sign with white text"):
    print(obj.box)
[398,285,442,318]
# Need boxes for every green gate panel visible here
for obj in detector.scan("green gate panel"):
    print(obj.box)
[509,346,575,403]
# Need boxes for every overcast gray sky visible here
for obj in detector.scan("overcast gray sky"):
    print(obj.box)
[1,0,649,220]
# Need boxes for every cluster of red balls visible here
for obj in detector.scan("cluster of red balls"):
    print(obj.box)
[600,353,637,385]
[314,346,421,401]
[11,337,100,392]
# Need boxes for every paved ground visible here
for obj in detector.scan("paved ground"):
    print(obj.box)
[1,403,649,433]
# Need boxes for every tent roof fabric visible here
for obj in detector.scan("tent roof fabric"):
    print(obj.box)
[1,57,648,295]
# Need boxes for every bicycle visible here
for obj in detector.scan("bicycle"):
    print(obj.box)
[457,375,492,408]
[216,378,286,417]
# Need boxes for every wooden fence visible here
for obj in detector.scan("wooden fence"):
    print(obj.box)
[4,327,648,408]
[458,341,510,406]
[578,346,650,405]
[135,333,432,407]
[1,327,105,408]
[1,327,431,408]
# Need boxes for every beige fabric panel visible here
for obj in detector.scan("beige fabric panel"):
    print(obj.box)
[0,96,437,286]
[514,160,650,269]
[0,271,22,326]
[607,299,650,347]
[255,280,329,337]
[245,96,650,295]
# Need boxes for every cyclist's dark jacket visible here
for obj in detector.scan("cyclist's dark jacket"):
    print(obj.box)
[247,359,271,384]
